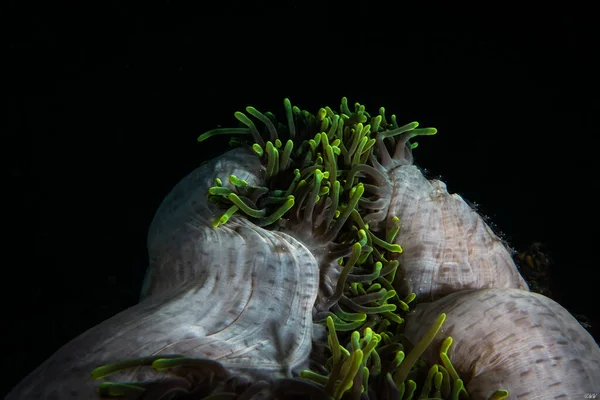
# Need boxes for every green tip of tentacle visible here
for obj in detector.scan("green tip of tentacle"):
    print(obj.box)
[90,355,183,380]
[393,313,446,387]
[489,390,510,400]
[254,196,295,227]
[197,128,251,143]
[211,205,239,228]
[252,143,264,157]
[380,121,420,138]
[150,357,229,379]
[97,382,146,397]
[403,292,417,304]
[234,111,264,146]
[227,193,267,218]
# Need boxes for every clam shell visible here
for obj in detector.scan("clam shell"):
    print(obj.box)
[387,164,529,301]
[404,288,600,399]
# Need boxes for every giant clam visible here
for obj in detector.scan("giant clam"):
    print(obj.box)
[6,98,599,399]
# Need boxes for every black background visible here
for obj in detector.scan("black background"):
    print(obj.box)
[5,1,598,396]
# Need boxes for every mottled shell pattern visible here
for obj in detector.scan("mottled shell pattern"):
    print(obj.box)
[6,98,599,400]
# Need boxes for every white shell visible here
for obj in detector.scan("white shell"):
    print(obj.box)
[387,165,529,301]
[404,288,600,399]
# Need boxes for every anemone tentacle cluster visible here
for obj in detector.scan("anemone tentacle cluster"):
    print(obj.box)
[6,98,599,400]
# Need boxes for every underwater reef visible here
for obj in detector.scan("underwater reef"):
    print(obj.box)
[6,98,600,399]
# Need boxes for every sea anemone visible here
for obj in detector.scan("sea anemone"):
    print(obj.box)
[6,98,599,400]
